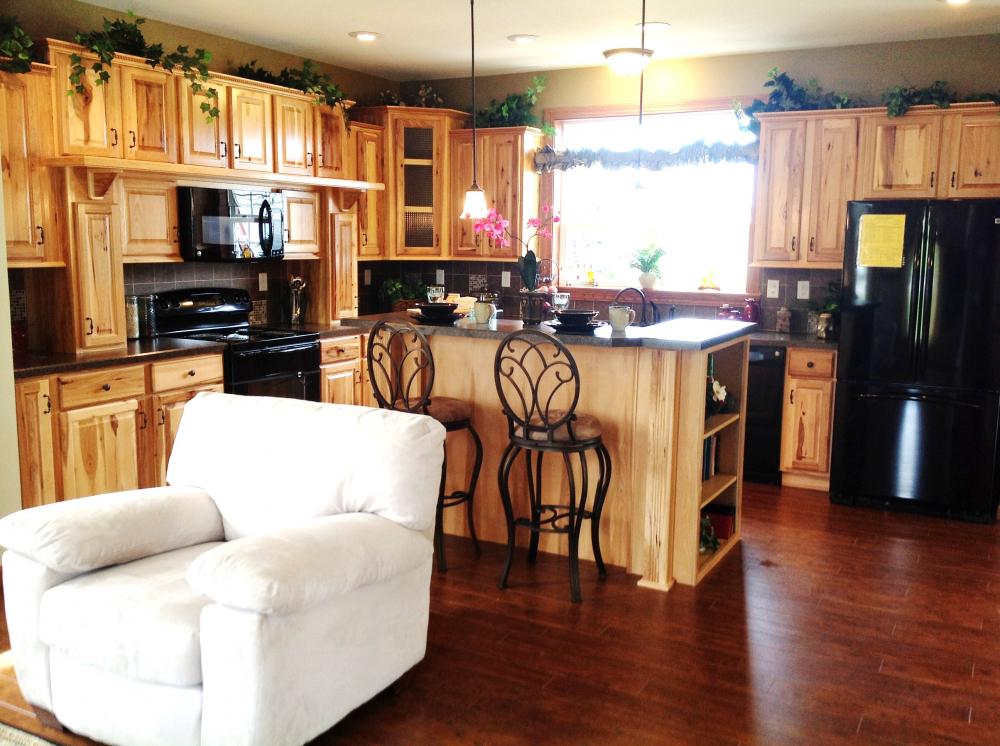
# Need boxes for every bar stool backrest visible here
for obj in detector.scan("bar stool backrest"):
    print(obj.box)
[494,329,581,442]
[366,320,435,415]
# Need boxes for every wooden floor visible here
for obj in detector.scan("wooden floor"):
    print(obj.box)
[3,484,1000,744]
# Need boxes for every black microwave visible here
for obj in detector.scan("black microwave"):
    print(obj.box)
[178,187,284,261]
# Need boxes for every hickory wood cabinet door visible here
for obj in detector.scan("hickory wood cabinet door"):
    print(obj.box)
[353,123,384,257]
[179,78,230,167]
[941,109,1000,197]
[118,63,178,163]
[857,113,942,199]
[314,104,347,179]
[59,398,141,499]
[14,378,58,509]
[283,190,321,259]
[275,94,314,176]
[801,117,858,264]
[393,115,447,257]
[150,383,224,486]
[119,179,180,262]
[780,377,834,474]
[321,359,363,405]
[752,119,807,262]
[229,85,273,172]
[75,203,126,349]
[334,211,358,318]
[448,133,479,256]
[50,44,122,157]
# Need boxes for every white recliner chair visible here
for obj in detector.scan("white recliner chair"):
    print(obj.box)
[0,392,446,746]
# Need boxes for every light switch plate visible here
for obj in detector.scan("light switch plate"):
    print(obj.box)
[501,271,511,288]
[258,272,268,292]
[766,279,780,298]
[363,269,372,286]
[797,280,811,300]
[435,269,445,285]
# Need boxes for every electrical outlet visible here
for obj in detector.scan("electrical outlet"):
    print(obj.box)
[363,269,372,286]
[766,279,780,299]
[258,273,268,292]
[435,269,445,285]
[797,280,810,300]
[501,271,511,288]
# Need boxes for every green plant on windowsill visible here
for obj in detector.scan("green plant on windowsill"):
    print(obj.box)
[0,16,34,73]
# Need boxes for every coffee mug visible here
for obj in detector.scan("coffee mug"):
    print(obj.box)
[609,304,636,332]
[474,301,496,323]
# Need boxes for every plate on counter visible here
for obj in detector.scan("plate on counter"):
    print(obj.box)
[413,312,466,326]
[544,320,606,336]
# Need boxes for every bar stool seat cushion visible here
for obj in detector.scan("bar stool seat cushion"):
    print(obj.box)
[517,410,602,443]
[423,397,473,425]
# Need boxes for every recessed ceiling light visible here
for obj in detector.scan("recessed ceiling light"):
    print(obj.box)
[348,31,381,42]
[507,34,541,44]
[635,21,672,31]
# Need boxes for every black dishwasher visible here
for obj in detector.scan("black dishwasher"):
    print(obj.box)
[744,345,786,484]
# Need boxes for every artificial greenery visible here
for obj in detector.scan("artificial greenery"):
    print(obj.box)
[68,13,218,119]
[810,280,842,314]
[234,59,346,108]
[630,244,665,278]
[379,278,428,305]
[882,80,955,117]
[475,76,553,134]
[699,516,720,554]
[374,89,402,105]
[408,82,444,107]
[0,16,34,73]
[735,68,852,136]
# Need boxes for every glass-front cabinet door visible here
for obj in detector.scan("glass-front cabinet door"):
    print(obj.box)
[393,117,445,257]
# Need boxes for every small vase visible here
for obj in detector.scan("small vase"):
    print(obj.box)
[639,272,657,290]
[519,291,550,325]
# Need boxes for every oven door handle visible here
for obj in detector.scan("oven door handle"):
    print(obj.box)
[231,341,318,358]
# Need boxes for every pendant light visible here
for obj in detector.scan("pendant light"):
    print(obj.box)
[603,0,653,76]
[460,0,489,219]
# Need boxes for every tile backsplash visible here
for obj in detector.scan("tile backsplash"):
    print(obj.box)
[756,268,842,333]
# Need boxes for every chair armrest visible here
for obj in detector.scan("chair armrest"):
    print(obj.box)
[0,486,224,574]
[186,512,432,615]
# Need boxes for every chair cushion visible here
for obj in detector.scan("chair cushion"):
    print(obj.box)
[424,396,472,424]
[516,410,602,443]
[38,542,223,687]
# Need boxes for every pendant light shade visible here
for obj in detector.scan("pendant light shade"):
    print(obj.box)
[603,47,653,76]
[460,0,490,220]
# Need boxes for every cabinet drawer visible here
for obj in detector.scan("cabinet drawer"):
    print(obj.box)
[787,349,836,379]
[57,365,146,409]
[151,354,224,392]
[321,336,361,364]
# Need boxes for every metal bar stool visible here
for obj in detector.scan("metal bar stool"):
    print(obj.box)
[493,329,612,603]
[367,320,483,572]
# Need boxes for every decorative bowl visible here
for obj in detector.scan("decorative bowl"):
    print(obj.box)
[415,302,459,318]
[554,309,599,327]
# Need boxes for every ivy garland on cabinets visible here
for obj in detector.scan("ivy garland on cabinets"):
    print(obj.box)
[233,59,347,108]
[475,76,555,134]
[0,16,34,73]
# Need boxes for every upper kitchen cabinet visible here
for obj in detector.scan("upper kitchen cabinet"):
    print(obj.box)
[751,113,858,268]
[449,126,542,260]
[118,178,180,262]
[856,112,941,199]
[179,78,230,167]
[314,104,347,179]
[229,85,273,172]
[117,58,178,163]
[282,189,322,259]
[352,106,470,258]
[352,122,385,258]
[74,202,126,349]
[50,40,123,158]
[274,94,314,176]
[1,67,65,267]
[940,105,1000,198]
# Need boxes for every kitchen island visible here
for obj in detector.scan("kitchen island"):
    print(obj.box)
[341,314,755,590]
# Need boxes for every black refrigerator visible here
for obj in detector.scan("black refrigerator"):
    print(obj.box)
[831,199,1000,520]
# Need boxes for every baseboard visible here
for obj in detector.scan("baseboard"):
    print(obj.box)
[781,471,830,492]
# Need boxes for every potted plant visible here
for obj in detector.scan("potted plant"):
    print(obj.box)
[379,278,427,312]
[630,244,665,290]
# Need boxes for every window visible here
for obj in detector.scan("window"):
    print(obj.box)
[555,108,755,293]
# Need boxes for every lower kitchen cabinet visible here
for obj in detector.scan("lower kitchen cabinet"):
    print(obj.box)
[780,348,837,490]
[14,378,58,509]
[149,383,225,486]
[60,397,142,500]
[321,359,363,406]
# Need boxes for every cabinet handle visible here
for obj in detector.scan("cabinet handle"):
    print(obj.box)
[42,394,52,415]
[307,152,314,167]
[157,407,166,426]
[790,236,797,252]
[284,228,290,243]
[362,232,368,246]
[187,369,196,377]
[929,171,935,188]
[951,171,957,188]
[807,361,815,368]
[101,383,111,392]
[138,409,148,430]
[110,128,118,146]
[173,226,179,243]
[36,225,44,245]
[789,388,795,404]
[318,151,325,167]
[434,233,439,247]
[808,236,815,252]
[220,141,227,159]
[234,142,241,159]
[85,317,94,336]
[129,130,136,149]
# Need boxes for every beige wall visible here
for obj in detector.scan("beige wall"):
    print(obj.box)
[418,34,1000,117]
[7,0,397,101]
[0,177,22,518]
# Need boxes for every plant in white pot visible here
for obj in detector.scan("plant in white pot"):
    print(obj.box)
[630,244,665,290]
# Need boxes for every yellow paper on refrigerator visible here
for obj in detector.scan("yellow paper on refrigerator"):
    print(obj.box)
[858,214,906,268]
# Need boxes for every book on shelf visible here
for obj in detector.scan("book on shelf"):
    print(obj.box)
[702,434,721,481]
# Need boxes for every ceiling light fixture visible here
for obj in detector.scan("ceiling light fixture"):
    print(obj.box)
[507,34,541,44]
[604,4,653,77]
[460,0,489,220]
[348,31,381,42]
[634,21,671,32]
[945,0,971,4]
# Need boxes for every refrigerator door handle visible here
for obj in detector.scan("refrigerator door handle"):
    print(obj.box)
[855,392,982,410]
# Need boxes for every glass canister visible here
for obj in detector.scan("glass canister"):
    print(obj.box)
[125,296,140,340]
[137,295,157,338]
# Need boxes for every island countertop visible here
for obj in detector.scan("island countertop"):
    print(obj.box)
[342,313,756,351]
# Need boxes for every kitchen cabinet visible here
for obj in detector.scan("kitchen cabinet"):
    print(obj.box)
[14,378,58,509]
[751,114,857,268]
[351,106,469,258]
[940,107,1000,197]
[353,122,385,257]
[321,359,363,406]
[229,85,273,172]
[59,397,141,499]
[50,41,123,157]
[314,104,347,179]
[283,190,322,259]
[333,212,358,318]
[178,78,229,167]
[1,67,64,266]
[150,383,224,486]
[449,126,542,260]
[780,348,836,490]
[119,179,180,262]
[118,62,178,163]
[74,203,126,349]
[274,94,314,176]
[856,113,941,199]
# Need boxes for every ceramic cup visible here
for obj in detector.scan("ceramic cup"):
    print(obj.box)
[474,301,496,323]
[609,304,636,332]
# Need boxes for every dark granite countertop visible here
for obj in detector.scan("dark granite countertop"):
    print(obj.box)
[341,313,756,352]
[14,337,226,379]
[749,332,839,350]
